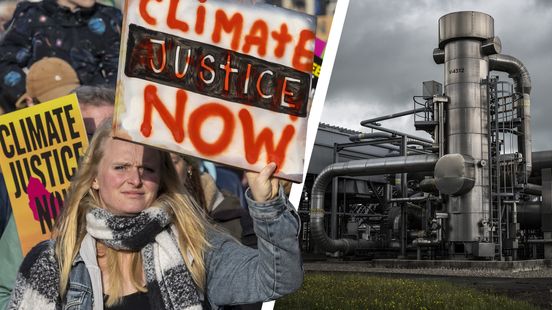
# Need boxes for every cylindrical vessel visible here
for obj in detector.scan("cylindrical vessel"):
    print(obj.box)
[439,12,493,242]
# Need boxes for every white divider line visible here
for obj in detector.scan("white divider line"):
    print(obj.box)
[288,0,351,207]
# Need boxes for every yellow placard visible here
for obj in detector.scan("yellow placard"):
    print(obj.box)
[0,94,88,254]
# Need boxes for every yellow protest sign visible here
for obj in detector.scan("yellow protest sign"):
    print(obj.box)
[0,94,88,254]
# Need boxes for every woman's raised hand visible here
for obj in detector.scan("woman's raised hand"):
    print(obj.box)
[245,162,280,203]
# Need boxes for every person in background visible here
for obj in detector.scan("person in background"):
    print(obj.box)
[0,0,121,112]
[7,118,302,309]
[14,57,81,108]
[171,154,257,248]
[73,85,116,138]
[0,0,17,39]
[215,165,249,210]
[0,56,82,238]
[0,86,115,309]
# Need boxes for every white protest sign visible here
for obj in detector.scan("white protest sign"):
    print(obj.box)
[114,0,316,182]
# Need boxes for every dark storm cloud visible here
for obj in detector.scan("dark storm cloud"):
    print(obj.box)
[322,0,552,151]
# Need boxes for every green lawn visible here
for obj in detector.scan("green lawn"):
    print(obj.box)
[275,272,539,310]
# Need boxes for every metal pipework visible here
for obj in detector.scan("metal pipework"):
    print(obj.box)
[349,132,393,142]
[361,122,433,144]
[533,151,552,173]
[310,154,438,254]
[488,54,532,178]
[530,151,552,183]
[488,54,531,94]
[360,107,429,127]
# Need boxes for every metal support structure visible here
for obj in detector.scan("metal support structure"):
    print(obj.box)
[331,143,339,240]
[542,168,552,258]
[400,136,408,258]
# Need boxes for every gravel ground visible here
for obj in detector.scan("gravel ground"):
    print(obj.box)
[305,261,552,278]
[305,261,552,309]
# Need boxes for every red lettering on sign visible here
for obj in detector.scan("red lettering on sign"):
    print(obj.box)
[220,54,238,92]
[141,85,186,143]
[243,63,251,94]
[212,10,243,51]
[149,39,167,73]
[256,70,273,99]
[200,55,215,84]
[188,103,234,156]
[174,46,191,78]
[195,4,206,34]
[238,109,295,169]
[292,29,315,72]
[271,23,292,58]
[281,76,300,109]
[139,0,161,25]
[242,20,268,56]
[167,0,189,32]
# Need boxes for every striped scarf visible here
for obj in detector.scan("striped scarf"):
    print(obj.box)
[86,205,202,309]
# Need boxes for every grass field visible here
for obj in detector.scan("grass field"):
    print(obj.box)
[274,272,539,310]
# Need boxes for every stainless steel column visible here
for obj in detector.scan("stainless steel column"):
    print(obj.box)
[438,12,492,243]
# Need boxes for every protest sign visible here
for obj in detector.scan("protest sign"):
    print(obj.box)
[0,94,88,254]
[311,38,326,89]
[114,0,316,182]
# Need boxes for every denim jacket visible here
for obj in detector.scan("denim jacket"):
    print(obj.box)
[62,187,303,309]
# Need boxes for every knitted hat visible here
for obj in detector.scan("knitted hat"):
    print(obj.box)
[16,57,80,108]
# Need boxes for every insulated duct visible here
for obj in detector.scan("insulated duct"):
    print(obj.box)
[310,154,438,254]
[533,151,552,175]
[349,132,392,142]
[488,54,532,178]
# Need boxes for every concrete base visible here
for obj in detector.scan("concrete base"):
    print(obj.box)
[370,259,552,272]
[305,259,552,273]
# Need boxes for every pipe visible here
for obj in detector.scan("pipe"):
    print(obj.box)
[488,54,532,178]
[488,54,531,94]
[310,154,438,254]
[532,151,552,174]
[388,196,432,203]
[526,239,552,244]
[523,183,542,196]
[528,151,552,184]
[349,132,393,142]
[359,107,428,126]
[361,122,434,144]
[517,201,541,230]
[412,238,441,246]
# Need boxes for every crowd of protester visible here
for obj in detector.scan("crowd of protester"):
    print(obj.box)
[0,0,303,309]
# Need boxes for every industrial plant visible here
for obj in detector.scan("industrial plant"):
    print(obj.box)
[301,11,552,261]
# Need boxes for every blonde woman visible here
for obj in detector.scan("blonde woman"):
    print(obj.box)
[7,119,303,309]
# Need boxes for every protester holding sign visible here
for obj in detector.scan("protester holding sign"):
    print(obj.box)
[0,86,115,309]
[7,118,302,309]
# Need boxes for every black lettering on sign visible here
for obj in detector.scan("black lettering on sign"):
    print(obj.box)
[448,68,464,74]
[311,55,322,89]
[125,24,311,117]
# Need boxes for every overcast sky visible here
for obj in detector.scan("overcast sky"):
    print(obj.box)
[321,0,552,151]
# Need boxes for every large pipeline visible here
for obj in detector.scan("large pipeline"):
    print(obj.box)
[488,54,532,178]
[310,154,438,254]
[532,150,552,175]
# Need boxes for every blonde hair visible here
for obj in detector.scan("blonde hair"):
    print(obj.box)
[53,119,209,305]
